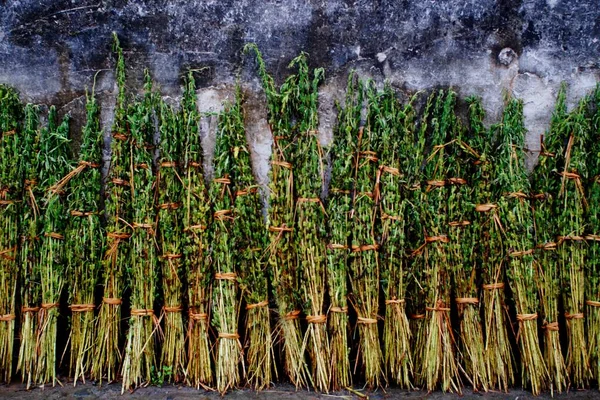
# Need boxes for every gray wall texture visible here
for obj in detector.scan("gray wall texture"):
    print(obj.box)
[1,0,599,181]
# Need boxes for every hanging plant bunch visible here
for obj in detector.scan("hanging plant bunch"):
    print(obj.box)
[586,84,600,385]
[377,86,416,388]
[415,90,460,393]
[16,104,41,389]
[290,54,330,392]
[349,82,385,388]
[494,97,549,394]
[531,86,569,393]
[210,98,243,394]
[35,106,72,386]
[121,72,160,393]
[552,95,592,389]
[157,95,187,384]
[325,72,361,390]
[0,86,23,384]
[467,97,514,392]
[445,95,488,391]
[229,88,273,390]
[407,93,432,378]
[92,33,132,384]
[181,72,213,389]
[244,44,309,388]
[65,87,105,385]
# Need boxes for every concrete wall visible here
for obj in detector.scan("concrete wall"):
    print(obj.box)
[1,0,599,179]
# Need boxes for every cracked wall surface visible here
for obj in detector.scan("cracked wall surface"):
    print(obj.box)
[1,0,599,180]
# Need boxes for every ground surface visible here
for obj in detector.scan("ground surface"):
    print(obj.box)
[1,382,599,399]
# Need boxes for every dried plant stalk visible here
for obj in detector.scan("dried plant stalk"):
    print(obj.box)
[181,73,213,389]
[67,88,104,385]
[447,96,488,392]
[377,85,416,388]
[245,43,310,388]
[0,86,23,383]
[415,91,460,393]
[494,98,548,395]
[211,100,243,394]
[35,106,71,386]
[587,84,600,385]
[553,96,592,388]
[121,73,159,393]
[92,33,131,383]
[467,97,514,392]
[158,97,186,383]
[531,86,569,393]
[17,104,41,388]
[325,72,360,390]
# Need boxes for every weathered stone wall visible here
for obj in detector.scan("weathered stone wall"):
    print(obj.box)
[1,0,599,179]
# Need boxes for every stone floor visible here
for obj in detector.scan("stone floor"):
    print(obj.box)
[1,382,599,399]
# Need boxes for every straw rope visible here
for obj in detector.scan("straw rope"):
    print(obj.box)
[184,224,207,232]
[102,297,123,305]
[307,315,327,324]
[111,178,130,186]
[330,306,348,313]
[283,310,301,320]
[271,160,292,169]
[246,300,269,310]
[427,180,446,187]
[565,313,584,320]
[215,272,237,281]
[268,225,293,233]
[351,244,379,252]
[509,249,534,257]
[163,305,183,313]
[107,232,131,240]
[21,307,40,313]
[44,232,64,240]
[448,220,471,227]
[133,222,153,230]
[0,247,16,261]
[41,303,60,310]
[213,209,233,221]
[357,317,378,324]
[69,304,95,312]
[379,165,401,176]
[236,187,258,196]
[426,301,451,312]
[586,234,600,241]
[483,282,505,290]
[385,299,405,305]
[0,314,16,322]
[70,210,97,217]
[447,177,467,185]
[507,191,528,199]
[2,130,16,136]
[131,309,154,316]
[516,313,537,321]
[158,202,181,210]
[160,161,178,168]
[213,177,231,185]
[112,132,128,141]
[409,314,425,320]
[161,253,182,260]
[380,212,403,222]
[189,312,209,321]
[455,297,479,305]
[425,235,449,243]
[219,332,240,340]
[543,322,559,331]
[586,300,600,307]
